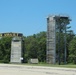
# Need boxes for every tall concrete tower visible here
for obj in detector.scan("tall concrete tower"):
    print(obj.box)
[46,15,71,64]
[46,15,56,64]
[10,37,24,63]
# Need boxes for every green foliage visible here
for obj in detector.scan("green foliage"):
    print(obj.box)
[0,31,75,64]
[24,31,46,63]
[68,37,76,64]
[0,37,12,63]
[56,30,75,64]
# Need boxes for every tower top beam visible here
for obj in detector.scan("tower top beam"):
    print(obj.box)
[47,14,71,21]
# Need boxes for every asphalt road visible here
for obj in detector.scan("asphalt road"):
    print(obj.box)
[0,64,76,75]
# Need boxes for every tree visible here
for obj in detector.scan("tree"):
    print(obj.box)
[68,37,76,64]
[0,37,12,63]
[24,31,46,63]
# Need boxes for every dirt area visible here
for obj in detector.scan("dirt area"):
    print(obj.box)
[0,64,76,75]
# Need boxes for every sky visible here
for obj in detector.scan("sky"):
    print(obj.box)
[0,0,76,36]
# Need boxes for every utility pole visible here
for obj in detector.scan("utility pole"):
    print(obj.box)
[64,24,67,64]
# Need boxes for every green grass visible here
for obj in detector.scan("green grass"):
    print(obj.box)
[22,63,76,68]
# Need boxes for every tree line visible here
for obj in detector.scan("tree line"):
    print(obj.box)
[0,31,76,64]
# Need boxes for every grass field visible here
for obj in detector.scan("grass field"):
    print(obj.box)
[23,63,76,68]
[0,63,76,68]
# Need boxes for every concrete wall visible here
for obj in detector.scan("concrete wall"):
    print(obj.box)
[10,37,23,63]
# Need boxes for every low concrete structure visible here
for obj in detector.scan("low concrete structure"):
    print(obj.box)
[29,58,38,64]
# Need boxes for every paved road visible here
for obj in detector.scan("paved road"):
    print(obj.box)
[0,64,76,75]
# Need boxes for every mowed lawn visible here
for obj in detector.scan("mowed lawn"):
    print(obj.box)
[23,63,76,68]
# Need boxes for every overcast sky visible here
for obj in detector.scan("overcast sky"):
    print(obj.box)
[0,0,76,36]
